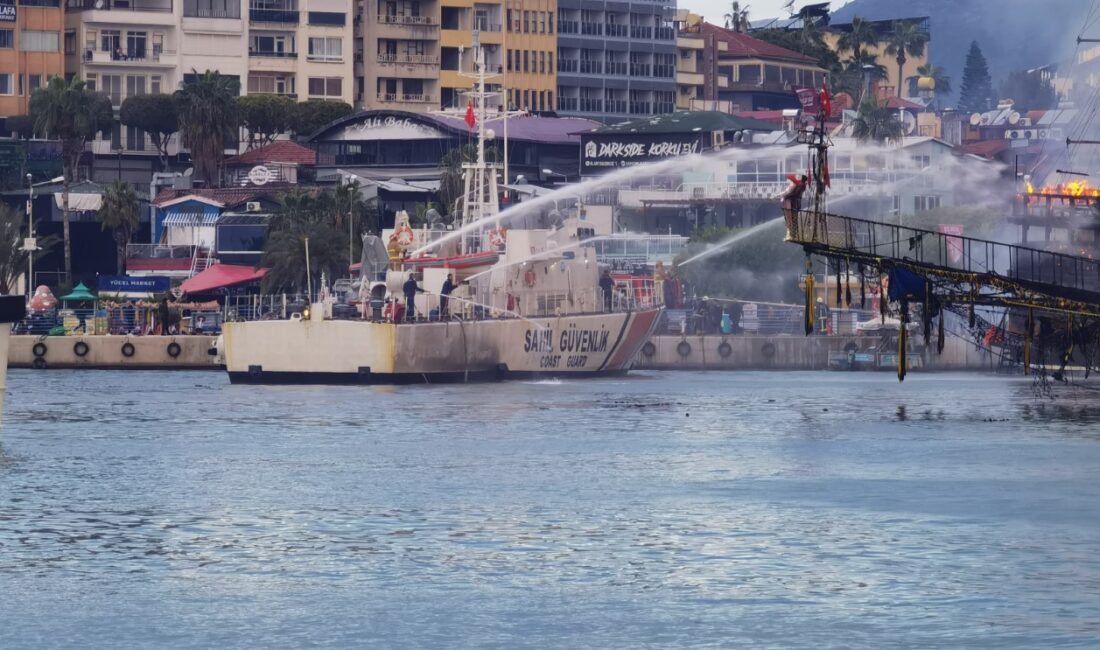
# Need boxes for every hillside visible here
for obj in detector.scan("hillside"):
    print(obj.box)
[832,0,1088,102]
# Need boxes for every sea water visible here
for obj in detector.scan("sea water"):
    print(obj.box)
[1,370,1099,647]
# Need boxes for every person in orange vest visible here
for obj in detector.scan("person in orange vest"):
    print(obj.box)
[780,174,808,240]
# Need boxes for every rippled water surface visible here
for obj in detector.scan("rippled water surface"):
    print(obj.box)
[2,370,1100,648]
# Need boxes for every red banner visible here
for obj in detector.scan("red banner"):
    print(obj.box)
[939,224,964,263]
[792,86,819,114]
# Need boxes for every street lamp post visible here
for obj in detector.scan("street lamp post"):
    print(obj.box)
[25,173,34,302]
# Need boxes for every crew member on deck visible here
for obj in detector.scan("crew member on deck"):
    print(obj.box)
[440,274,455,319]
[780,174,808,240]
[403,274,424,322]
[599,271,615,312]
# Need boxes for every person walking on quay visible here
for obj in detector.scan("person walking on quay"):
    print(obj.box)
[599,270,615,312]
[440,273,455,319]
[403,274,424,322]
[780,174,808,240]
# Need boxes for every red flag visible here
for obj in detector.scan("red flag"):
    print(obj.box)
[820,79,832,119]
[464,100,476,130]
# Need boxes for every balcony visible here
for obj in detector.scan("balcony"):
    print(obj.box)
[377,53,439,65]
[579,60,602,75]
[473,20,501,32]
[579,98,602,113]
[557,58,578,73]
[654,64,674,79]
[605,61,627,76]
[629,101,652,115]
[126,244,196,275]
[250,9,299,23]
[558,20,578,34]
[677,70,704,86]
[629,63,651,77]
[377,14,438,26]
[629,26,653,39]
[376,92,435,104]
[66,0,172,11]
[606,24,627,37]
[581,23,603,36]
[83,49,179,67]
[20,0,61,6]
[606,100,627,114]
[249,49,297,58]
[656,26,675,40]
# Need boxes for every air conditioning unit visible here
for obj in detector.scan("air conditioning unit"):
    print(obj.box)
[1018,117,1032,127]
[246,201,262,212]
[1021,129,1037,139]
[1006,130,1020,139]
[1037,129,1048,139]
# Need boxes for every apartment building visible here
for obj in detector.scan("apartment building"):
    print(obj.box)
[0,0,66,120]
[555,0,678,122]
[360,0,556,113]
[63,0,352,153]
[246,0,354,105]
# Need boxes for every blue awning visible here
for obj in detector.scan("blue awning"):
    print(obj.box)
[163,210,219,226]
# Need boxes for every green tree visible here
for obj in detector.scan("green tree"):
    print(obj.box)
[837,16,878,63]
[851,95,904,143]
[958,41,993,113]
[723,1,750,33]
[752,23,839,72]
[438,143,499,219]
[884,20,928,97]
[999,69,1058,112]
[907,63,952,99]
[0,203,59,294]
[291,100,354,137]
[5,115,34,138]
[174,70,240,186]
[119,93,179,168]
[260,187,351,294]
[237,94,295,150]
[96,179,141,274]
[30,75,114,282]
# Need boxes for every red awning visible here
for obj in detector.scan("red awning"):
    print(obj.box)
[181,264,268,294]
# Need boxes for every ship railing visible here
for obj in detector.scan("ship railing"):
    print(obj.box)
[223,293,313,321]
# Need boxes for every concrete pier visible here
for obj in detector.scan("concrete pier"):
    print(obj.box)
[634,335,996,371]
[10,335,219,370]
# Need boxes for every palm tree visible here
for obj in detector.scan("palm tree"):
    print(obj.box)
[724,1,751,33]
[97,179,141,274]
[0,203,59,294]
[907,63,952,99]
[837,16,878,62]
[851,95,905,144]
[175,70,239,187]
[884,21,928,97]
[30,75,113,283]
[260,188,350,294]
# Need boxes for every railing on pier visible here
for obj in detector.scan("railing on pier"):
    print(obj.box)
[787,210,1100,299]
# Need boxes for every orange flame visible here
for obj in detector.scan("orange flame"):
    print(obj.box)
[1026,180,1100,197]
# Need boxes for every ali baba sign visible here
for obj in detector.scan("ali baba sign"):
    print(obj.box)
[580,132,703,174]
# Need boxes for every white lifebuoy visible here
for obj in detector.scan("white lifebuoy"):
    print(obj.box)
[488,228,507,247]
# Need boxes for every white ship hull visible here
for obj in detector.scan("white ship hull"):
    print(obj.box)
[223,308,662,384]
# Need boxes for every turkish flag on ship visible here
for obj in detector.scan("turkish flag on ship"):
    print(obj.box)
[820,79,832,119]
[465,100,476,130]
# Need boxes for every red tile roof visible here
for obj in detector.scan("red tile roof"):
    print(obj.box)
[152,185,295,207]
[881,96,924,111]
[700,23,819,65]
[956,140,1010,158]
[226,140,317,166]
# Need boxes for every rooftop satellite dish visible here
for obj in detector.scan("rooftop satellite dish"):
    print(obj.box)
[1008,111,1021,125]
[901,111,917,135]
[969,113,982,126]
[183,167,194,176]
[95,0,104,8]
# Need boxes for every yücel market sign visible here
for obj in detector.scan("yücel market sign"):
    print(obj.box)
[98,275,171,294]
[0,5,15,22]
[580,133,703,174]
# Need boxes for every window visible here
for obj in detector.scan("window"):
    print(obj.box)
[307,36,341,61]
[85,29,96,52]
[126,125,145,151]
[0,74,11,96]
[183,0,240,18]
[151,75,162,94]
[0,30,12,49]
[21,31,60,52]
[506,49,512,72]
[522,50,528,73]
[539,12,545,33]
[308,11,345,26]
[85,73,97,91]
[126,75,146,97]
[539,51,545,74]
[308,77,342,98]
[101,29,121,56]
[17,74,22,96]
[523,11,529,33]
[29,75,41,92]
[126,31,147,59]
[101,74,122,106]
[64,30,75,55]
[248,74,295,95]
[914,196,941,211]
[506,9,512,31]
[893,195,901,213]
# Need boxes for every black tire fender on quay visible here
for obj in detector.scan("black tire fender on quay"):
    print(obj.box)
[32,357,47,370]
[641,341,656,357]
[121,342,136,358]
[843,341,859,353]
[32,341,47,357]
[167,342,182,358]
[73,341,89,357]
[761,341,777,358]
[717,340,733,358]
[677,340,692,357]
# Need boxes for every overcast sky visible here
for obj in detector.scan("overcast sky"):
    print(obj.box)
[678,0,854,25]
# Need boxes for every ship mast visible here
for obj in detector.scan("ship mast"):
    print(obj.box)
[458,38,501,232]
